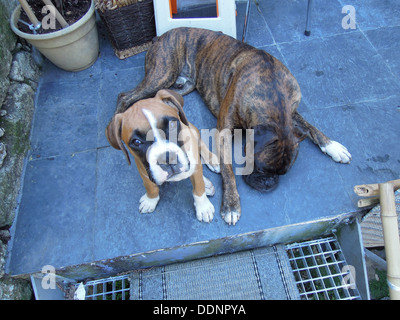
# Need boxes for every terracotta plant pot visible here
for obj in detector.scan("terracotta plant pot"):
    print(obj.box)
[10,1,99,72]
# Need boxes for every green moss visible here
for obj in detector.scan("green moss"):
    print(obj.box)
[0,1,17,53]
[1,119,30,156]
[0,117,31,225]
[369,269,389,300]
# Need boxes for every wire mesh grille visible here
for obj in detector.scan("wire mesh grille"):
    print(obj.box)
[75,275,130,300]
[286,237,361,300]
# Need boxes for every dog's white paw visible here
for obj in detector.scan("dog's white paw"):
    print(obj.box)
[193,193,214,223]
[222,211,241,226]
[321,141,352,164]
[204,151,220,173]
[206,162,221,174]
[203,176,215,196]
[139,194,160,213]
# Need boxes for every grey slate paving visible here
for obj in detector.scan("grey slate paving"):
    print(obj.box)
[280,31,400,110]
[10,152,96,274]
[348,0,400,30]
[365,26,400,78]
[7,0,400,276]
[31,78,101,158]
[255,0,348,43]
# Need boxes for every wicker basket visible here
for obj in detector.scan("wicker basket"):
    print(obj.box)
[95,0,156,59]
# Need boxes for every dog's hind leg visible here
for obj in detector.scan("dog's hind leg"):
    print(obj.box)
[171,76,195,96]
[199,137,220,174]
[293,111,351,163]
[115,40,181,114]
[116,71,178,114]
[203,175,215,196]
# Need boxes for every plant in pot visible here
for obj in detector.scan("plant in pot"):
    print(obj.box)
[10,0,99,72]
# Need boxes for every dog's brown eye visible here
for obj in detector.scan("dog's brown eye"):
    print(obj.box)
[131,139,142,147]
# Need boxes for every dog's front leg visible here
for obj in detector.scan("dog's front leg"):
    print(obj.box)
[216,127,241,225]
[293,111,352,163]
[134,158,160,213]
[190,165,215,223]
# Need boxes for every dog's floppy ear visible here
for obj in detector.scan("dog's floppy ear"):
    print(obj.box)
[105,114,131,165]
[155,89,189,126]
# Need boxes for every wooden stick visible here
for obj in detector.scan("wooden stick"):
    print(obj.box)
[354,183,380,197]
[42,0,69,28]
[380,182,400,300]
[357,196,380,208]
[354,179,400,197]
[18,0,41,29]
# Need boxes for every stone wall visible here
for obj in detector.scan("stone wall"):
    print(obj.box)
[0,0,41,300]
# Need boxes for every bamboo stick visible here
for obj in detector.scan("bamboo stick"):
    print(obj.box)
[354,183,380,197]
[357,196,380,208]
[379,182,400,300]
[18,0,41,29]
[42,0,69,28]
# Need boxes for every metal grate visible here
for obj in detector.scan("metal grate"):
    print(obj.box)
[286,237,361,300]
[75,275,130,300]
[71,237,360,300]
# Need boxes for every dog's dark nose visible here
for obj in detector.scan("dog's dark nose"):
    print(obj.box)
[243,172,279,192]
[160,163,183,176]
[158,151,185,179]
[261,174,279,191]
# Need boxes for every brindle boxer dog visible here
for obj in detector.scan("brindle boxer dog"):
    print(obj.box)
[106,89,220,223]
[110,27,351,225]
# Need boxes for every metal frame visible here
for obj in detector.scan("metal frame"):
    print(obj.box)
[286,237,361,300]
[304,0,313,36]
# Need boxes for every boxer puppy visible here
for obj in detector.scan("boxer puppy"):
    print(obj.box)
[106,89,220,223]
[111,27,351,225]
